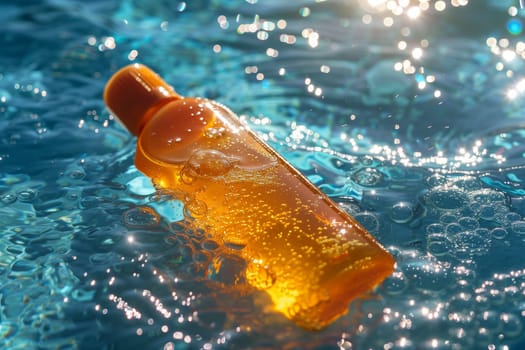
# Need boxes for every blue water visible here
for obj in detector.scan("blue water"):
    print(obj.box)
[1,0,525,349]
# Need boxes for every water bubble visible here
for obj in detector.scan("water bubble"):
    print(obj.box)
[192,228,206,239]
[123,206,161,228]
[185,199,208,218]
[445,223,463,235]
[1,193,17,204]
[245,261,276,289]
[382,271,408,295]
[201,239,219,251]
[511,220,525,235]
[223,232,247,251]
[469,189,506,205]
[358,156,379,167]
[487,288,505,306]
[449,292,474,313]
[458,217,478,230]
[500,313,522,338]
[179,166,195,185]
[454,265,476,284]
[505,212,521,222]
[351,168,384,187]
[353,212,380,232]
[426,174,447,187]
[185,149,234,178]
[69,169,85,180]
[426,223,444,234]
[452,231,489,257]
[479,205,496,220]
[407,261,451,292]
[389,202,415,223]
[169,221,188,233]
[427,186,467,210]
[427,234,453,257]
[478,311,502,334]
[491,227,507,240]
[440,213,458,225]
[17,188,36,202]
[453,176,481,191]
[193,251,210,265]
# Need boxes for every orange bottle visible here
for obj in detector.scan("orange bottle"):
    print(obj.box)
[104,63,394,330]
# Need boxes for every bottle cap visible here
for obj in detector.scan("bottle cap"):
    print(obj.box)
[104,63,181,135]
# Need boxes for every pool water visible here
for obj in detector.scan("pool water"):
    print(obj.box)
[1,0,525,349]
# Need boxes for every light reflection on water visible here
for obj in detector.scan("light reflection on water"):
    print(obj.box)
[1,0,525,349]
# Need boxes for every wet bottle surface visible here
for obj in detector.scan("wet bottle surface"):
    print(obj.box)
[104,64,395,330]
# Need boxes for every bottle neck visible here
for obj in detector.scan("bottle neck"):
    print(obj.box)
[104,64,182,136]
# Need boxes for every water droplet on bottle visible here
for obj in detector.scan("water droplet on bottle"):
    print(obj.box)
[245,261,276,289]
[123,206,161,228]
[185,198,207,218]
[204,127,225,139]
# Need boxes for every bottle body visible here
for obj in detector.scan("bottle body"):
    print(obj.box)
[134,97,394,330]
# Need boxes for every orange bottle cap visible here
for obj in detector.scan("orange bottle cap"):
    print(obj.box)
[104,63,181,136]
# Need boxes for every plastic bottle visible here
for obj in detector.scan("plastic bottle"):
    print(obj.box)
[104,63,394,330]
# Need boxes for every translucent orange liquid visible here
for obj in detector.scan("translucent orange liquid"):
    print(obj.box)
[134,98,394,330]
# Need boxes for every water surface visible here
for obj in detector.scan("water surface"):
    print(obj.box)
[1,0,525,349]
